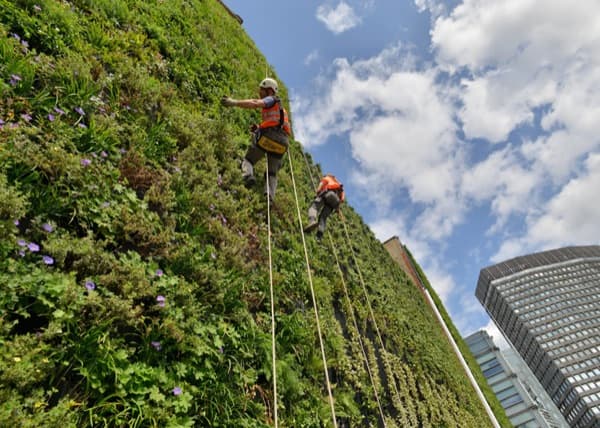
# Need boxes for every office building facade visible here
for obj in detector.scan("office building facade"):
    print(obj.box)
[503,346,569,427]
[465,330,567,427]
[476,246,600,427]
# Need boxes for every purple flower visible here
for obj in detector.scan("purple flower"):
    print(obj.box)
[172,387,182,396]
[78,122,87,128]
[42,223,54,232]
[85,280,96,291]
[80,158,91,167]
[9,74,21,86]
[27,242,40,252]
[17,239,27,247]
[100,151,108,158]
[0,119,5,126]
[155,269,163,277]
[53,106,66,115]
[14,219,20,226]
[74,107,85,116]
[33,4,42,11]
[119,148,127,154]
[156,295,166,307]
[18,250,26,257]
[20,113,32,122]
[21,40,29,49]
[151,341,161,351]
[11,33,21,42]
[48,113,55,122]
[42,255,54,265]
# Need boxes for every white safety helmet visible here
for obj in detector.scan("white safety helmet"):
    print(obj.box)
[259,77,278,94]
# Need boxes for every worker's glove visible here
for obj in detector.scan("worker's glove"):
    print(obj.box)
[221,96,235,107]
[249,123,259,132]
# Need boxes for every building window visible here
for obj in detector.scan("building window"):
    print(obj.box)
[502,393,524,408]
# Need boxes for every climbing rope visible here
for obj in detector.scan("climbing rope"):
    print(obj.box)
[286,150,338,428]
[265,156,279,428]
[328,232,388,427]
[338,211,402,405]
[299,148,387,427]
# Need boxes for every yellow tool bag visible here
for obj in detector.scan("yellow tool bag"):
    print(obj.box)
[257,134,288,155]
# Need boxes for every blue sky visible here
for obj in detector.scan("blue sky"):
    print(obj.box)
[223,0,600,347]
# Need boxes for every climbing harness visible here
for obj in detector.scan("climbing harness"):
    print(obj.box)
[265,156,279,427]
[300,149,387,427]
[287,149,338,428]
[256,98,290,155]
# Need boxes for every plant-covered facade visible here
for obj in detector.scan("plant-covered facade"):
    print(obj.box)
[0,1,505,426]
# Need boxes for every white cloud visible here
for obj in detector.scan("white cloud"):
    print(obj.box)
[461,146,542,229]
[426,0,600,256]
[413,0,446,17]
[297,1,600,332]
[370,217,408,244]
[432,0,600,72]
[316,2,361,34]
[294,45,466,240]
[458,76,535,143]
[492,152,600,262]
[432,0,600,153]
[483,319,510,350]
[529,157,600,245]
[425,265,455,303]
[304,49,319,66]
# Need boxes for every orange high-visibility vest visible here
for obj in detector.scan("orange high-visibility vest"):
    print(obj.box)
[260,99,291,135]
[317,175,345,202]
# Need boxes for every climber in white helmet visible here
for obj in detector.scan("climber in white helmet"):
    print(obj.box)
[221,78,291,201]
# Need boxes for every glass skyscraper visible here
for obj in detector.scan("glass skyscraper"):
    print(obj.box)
[476,246,600,427]
[465,330,564,427]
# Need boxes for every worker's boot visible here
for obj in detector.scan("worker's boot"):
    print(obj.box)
[243,175,256,187]
[241,159,256,187]
[304,218,318,233]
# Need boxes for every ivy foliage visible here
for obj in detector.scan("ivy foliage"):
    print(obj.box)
[0,1,504,426]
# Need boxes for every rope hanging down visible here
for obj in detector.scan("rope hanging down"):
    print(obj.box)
[286,150,338,428]
[265,155,279,428]
[298,147,387,427]
[338,212,403,407]
[328,232,388,427]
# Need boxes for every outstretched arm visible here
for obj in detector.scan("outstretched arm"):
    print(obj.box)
[221,96,265,109]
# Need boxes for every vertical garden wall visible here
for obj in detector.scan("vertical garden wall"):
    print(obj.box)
[0,1,505,426]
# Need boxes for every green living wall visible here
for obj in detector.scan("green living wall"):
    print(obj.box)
[0,0,495,426]
[403,248,512,427]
